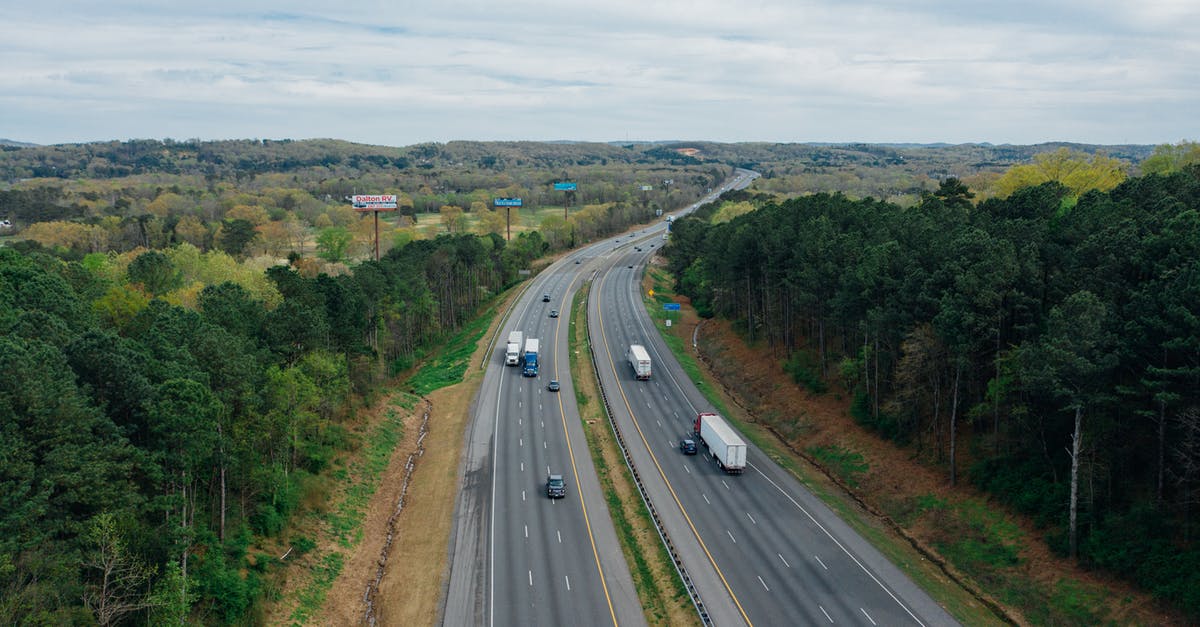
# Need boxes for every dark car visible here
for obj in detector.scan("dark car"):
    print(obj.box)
[575,259,581,264]
[679,438,698,455]
[542,293,551,302]
[548,379,560,392]
[547,474,566,498]
[549,309,559,318]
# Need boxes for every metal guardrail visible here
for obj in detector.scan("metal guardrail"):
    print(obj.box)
[583,288,714,626]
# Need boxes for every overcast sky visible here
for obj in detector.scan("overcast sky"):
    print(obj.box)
[2,1,1197,146]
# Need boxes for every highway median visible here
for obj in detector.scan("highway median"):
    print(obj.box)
[569,282,700,627]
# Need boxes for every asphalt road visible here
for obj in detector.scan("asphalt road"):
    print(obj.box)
[442,169,958,627]
[586,220,960,625]
[441,238,646,627]
[440,173,752,626]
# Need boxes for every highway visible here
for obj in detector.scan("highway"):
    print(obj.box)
[440,173,751,626]
[586,175,958,625]
[442,168,957,626]
[441,238,645,626]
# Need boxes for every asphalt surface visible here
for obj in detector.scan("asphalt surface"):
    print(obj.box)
[443,169,959,627]
[441,239,646,627]
[585,177,959,626]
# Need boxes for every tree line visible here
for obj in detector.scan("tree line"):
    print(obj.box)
[664,166,1200,616]
[0,227,543,623]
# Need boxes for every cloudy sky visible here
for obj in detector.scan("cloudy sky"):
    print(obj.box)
[2,1,1197,146]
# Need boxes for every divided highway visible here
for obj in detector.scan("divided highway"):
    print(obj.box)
[442,168,957,626]
[441,174,749,626]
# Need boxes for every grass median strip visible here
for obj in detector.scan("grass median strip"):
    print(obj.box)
[569,283,698,627]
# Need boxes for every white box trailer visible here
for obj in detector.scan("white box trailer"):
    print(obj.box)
[523,338,540,377]
[505,331,523,365]
[627,344,652,380]
[693,412,746,473]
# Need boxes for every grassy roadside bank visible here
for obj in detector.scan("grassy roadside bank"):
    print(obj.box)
[640,266,1006,626]
[642,261,1180,625]
[262,293,506,625]
[569,283,699,626]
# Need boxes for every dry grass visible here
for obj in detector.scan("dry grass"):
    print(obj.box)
[370,295,509,626]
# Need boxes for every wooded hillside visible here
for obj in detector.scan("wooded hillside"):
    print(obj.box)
[664,166,1200,616]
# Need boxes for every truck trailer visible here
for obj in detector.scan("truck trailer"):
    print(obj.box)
[627,344,652,380]
[505,331,524,366]
[523,338,540,377]
[693,412,746,473]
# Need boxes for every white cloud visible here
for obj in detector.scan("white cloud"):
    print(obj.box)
[0,1,1195,145]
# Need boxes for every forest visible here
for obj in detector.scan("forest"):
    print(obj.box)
[663,163,1200,616]
[3,137,1197,622]
[0,229,561,623]
[1,138,725,624]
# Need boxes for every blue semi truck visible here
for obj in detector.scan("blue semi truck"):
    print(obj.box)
[523,338,540,377]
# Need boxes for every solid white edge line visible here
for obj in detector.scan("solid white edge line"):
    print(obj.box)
[752,464,925,626]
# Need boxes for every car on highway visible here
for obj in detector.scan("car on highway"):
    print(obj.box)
[679,438,698,455]
[575,259,581,264]
[542,293,551,302]
[546,474,566,498]
[548,379,560,392]
[549,309,558,318]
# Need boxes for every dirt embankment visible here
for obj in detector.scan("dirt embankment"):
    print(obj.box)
[669,297,1177,626]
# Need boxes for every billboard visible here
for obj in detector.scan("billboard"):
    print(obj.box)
[553,182,577,191]
[640,185,654,191]
[494,197,523,207]
[352,194,398,211]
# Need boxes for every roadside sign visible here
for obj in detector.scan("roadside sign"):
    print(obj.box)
[494,197,523,207]
[352,194,397,211]
[640,185,653,191]
[664,303,681,311]
[554,182,577,191]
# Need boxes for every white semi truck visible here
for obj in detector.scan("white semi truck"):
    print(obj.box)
[627,344,652,380]
[505,331,524,366]
[693,412,747,473]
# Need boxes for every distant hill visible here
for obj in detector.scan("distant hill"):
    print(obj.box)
[1,138,38,147]
[0,138,1159,204]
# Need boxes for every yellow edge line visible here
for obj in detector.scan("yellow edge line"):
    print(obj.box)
[552,286,620,627]
[596,265,754,627]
